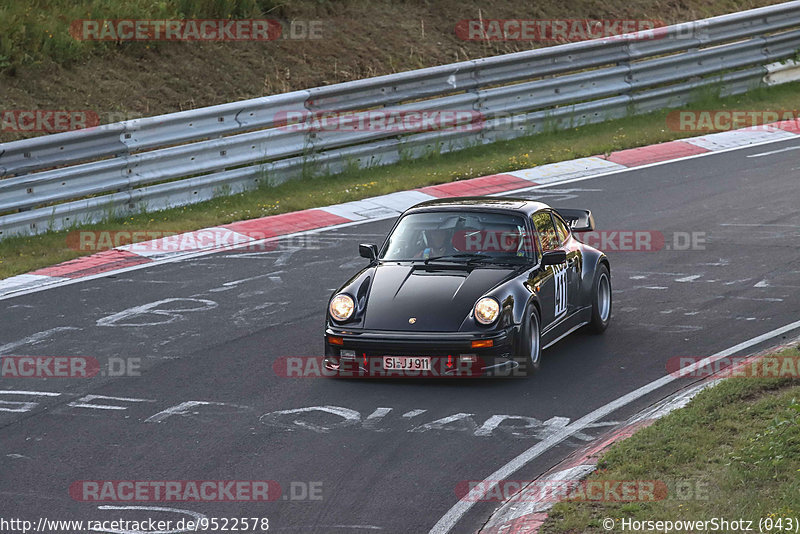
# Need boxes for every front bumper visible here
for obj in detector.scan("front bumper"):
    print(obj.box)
[323,325,519,377]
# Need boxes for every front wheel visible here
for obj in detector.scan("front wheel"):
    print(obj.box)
[518,308,542,376]
[588,264,612,334]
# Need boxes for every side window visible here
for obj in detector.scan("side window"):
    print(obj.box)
[532,211,558,252]
[553,213,570,246]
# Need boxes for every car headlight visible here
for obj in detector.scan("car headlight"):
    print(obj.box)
[474,297,500,325]
[329,294,355,321]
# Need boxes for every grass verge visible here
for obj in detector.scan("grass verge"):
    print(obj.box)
[0,0,276,73]
[541,345,800,533]
[1,81,799,279]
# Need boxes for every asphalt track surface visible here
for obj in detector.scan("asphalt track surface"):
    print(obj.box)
[1,136,800,534]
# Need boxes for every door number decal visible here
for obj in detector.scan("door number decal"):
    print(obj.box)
[553,263,568,317]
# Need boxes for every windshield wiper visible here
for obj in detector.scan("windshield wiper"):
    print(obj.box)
[417,253,530,266]
[423,253,491,264]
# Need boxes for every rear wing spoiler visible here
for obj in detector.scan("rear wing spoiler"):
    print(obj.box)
[554,208,595,232]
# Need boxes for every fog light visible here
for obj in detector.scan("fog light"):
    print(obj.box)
[340,349,356,359]
[471,339,493,348]
[460,354,477,363]
[328,336,344,345]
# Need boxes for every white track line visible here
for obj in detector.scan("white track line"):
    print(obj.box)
[429,317,800,534]
[746,145,800,158]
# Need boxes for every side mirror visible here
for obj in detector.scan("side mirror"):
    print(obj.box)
[541,250,567,266]
[359,243,378,261]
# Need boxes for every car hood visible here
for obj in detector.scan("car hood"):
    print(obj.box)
[363,263,517,331]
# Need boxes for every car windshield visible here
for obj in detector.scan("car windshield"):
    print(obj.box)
[379,210,536,263]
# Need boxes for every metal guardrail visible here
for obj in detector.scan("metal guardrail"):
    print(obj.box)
[1,1,800,238]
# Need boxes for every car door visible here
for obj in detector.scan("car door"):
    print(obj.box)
[551,211,581,315]
[530,210,564,331]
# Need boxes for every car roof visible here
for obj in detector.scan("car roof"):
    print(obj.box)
[406,196,550,216]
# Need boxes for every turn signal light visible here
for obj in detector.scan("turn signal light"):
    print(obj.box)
[471,339,493,348]
[328,336,344,345]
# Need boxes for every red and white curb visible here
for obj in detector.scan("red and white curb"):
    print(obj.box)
[477,334,800,534]
[428,320,800,534]
[477,380,716,534]
[1,120,798,300]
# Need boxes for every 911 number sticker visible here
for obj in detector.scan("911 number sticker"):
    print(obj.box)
[553,263,568,317]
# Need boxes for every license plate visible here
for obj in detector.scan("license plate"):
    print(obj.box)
[383,356,431,371]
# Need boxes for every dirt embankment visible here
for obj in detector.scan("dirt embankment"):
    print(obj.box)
[0,0,784,142]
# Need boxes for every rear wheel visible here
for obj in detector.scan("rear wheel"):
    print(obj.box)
[588,264,612,333]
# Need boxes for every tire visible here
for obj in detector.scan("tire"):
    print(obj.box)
[588,264,612,334]
[518,308,542,376]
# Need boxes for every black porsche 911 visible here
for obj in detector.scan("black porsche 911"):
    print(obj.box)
[323,197,611,377]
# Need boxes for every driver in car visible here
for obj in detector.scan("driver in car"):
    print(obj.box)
[417,227,456,259]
